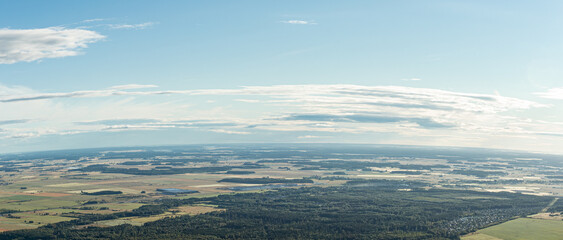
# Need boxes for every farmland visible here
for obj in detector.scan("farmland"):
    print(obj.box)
[462,218,563,240]
[0,144,562,238]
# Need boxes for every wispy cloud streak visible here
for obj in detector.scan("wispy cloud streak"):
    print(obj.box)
[281,20,316,25]
[107,22,155,30]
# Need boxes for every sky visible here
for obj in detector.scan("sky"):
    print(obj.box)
[1,0,563,154]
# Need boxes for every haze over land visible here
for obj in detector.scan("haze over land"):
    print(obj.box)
[2,1,563,154]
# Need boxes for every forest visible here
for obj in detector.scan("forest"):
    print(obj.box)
[0,183,552,240]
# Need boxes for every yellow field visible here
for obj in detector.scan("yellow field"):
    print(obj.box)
[0,161,296,232]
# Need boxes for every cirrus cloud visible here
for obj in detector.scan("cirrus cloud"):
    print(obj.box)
[281,20,316,25]
[107,22,156,30]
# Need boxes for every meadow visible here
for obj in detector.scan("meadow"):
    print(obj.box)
[462,218,563,240]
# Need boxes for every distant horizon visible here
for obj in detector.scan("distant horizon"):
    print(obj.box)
[2,142,560,157]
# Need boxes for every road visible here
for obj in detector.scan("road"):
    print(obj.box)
[540,197,559,213]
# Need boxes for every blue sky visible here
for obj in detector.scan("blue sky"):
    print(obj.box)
[1,0,563,154]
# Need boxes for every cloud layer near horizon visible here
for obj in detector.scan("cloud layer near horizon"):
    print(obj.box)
[535,88,563,100]
[2,83,562,154]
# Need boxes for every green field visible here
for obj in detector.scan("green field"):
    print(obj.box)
[0,213,75,231]
[463,218,563,240]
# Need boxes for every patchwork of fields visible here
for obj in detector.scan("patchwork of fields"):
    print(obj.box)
[0,144,562,238]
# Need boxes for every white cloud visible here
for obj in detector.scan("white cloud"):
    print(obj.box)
[9,132,40,138]
[108,22,155,30]
[0,27,105,64]
[190,85,544,114]
[1,83,561,154]
[0,84,185,103]
[82,18,107,23]
[534,88,563,100]
[110,84,159,90]
[209,129,250,135]
[0,84,545,116]
[298,135,324,139]
[281,20,316,25]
